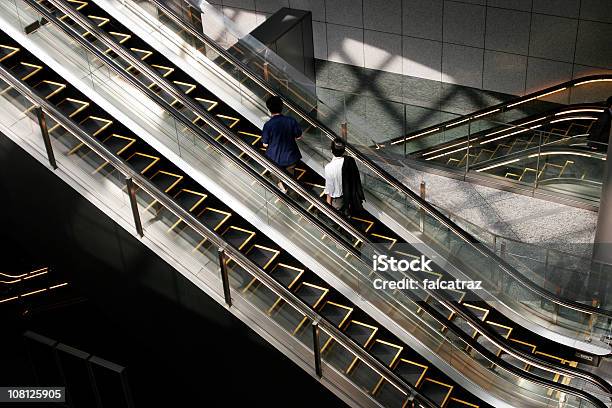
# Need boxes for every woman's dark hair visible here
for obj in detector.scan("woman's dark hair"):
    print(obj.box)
[266,95,283,114]
[606,96,612,107]
[331,137,346,157]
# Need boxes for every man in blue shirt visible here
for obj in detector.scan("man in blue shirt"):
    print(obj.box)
[262,96,302,193]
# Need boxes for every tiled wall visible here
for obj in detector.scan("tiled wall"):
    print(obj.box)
[210,0,612,96]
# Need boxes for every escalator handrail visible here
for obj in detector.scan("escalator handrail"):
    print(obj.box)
[0,64,441,408]
[382,74,612,147]
[469,144,607,171]
[142,0,612,320]
[39,0,612,394]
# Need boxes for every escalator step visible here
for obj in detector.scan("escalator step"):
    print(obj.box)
[55,98,90,118]
[237,131,262,147]
[269,263,304,288]
[32,80,66,99]
[65,116,112,155]
[220,225,255,250]
[195,96,218,112]
[370,233,397,249]
[453,303,490,338]
[319,301,353,328]
[370,339,403,367]
[245,244,280,270]
[0,44,19,62]
[101,134,136,156]
[196,207,231,231]
[125,151,160,174]
[150,63,174,78]
[173,189,208,213]
[350,216,375,233]
[264,263,306,314]
[9,62,42,81]
[419,378,453,407]
[505,338,537,370]
[216,114,240,129]
[344,320,379,348]
[393,358,428,387]
[149,170,183,193]
[269,282,328,334]
[78,115,113,137]
[317,301,354,352]
[349,339,404,394]
[324,318,380,376]
[293,282,328,309]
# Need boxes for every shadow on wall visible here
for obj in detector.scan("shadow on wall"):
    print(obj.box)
[206,4,517,142]
[314,57,514,143]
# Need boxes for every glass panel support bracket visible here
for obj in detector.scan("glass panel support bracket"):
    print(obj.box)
[218,248,232,307]
[312,320,322,378]
[125,177,144,238]
[419,181,426,233]
[35,106,57,170]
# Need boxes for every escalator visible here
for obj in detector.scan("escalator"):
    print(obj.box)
[376,80,612,207]
[126,0,612,351]
[393,105,606,203]
[13,0,612,404]
[4,1,612,406]
[0,29,489,408]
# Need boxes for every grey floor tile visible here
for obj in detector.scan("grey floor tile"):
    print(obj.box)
[472,184,519,204]
[377,158,596,252]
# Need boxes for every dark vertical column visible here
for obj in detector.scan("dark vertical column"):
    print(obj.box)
[593,127,612,265]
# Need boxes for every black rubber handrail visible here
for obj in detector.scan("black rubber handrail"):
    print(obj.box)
[46,0,612,396]
[147,0,612,320]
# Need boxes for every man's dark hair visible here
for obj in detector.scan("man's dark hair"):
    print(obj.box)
[266,95,283,114]
[331,137,346,157]
[606,96,612,108]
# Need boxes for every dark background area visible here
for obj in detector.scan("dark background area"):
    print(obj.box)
[0,133,346,407]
